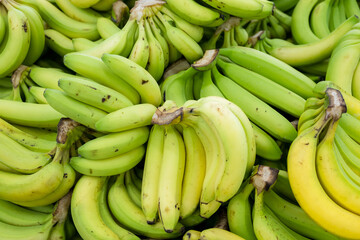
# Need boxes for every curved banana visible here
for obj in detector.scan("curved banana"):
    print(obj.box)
[71,175,122,239]
[310,0,332,38]
[148,16,169,67]
[44,29,75,57]
[291,0,319,44]
[55,0,101,23]
[92,0,117,11]
[201,0,273,20]
[0,5,6,46]
[12,124,57,141]
[58,76,133,112]
[96,17,120,39]
[200,228,246,240]
[69,0,100,8]
[141,124,165,224]
[101,53,161,106]
[29,86,47,104]
[271,170,297,203]
[70,145,146,176]
[263,15,360,66]
[34,0,100,40]
[10,1,45,65]
[0,99,64,127]
[125,170,142,208]
[0,199,52,226]
[0,1,30,78]
[217,57,305,117]
[128,19,149,69]
[183,229,201,240]
[227,180,256,240]
[218,47,316,99]
[78,127,149,160]
[44,89,107,130]
[63,52,140,104]
[180,125,206,219]
[0,220,52,240]
[199,69,224,98]
[108,173,185,239]
[212,65,297,142]
[164,0,225,27]
[251,123,282,160]
[72,37,101,51]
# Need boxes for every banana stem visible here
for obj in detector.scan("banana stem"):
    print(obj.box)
[250,165,279,194]
[52,189,72,225]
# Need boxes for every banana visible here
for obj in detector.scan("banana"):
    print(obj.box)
[310,0,332,38]
[71,176,122,239]
[164,0,225,27]
[264,190,343,240]
[334,143,360,186]
[63,52,140,104]
[12,124,57,141]
[78,127,149,160]
[326,29,360,95]
[193,71,203,100]
[95,103,157,132]
[108,173,185,239]
[44,29,75,57]
[14,163,76,207]
[128,19,149,69]
[339,112,360,143]
[0,145,64,202]
[200,228,245,240]
[92,0,116,11]
[336,125,360,159]
[234,24,248,46]
[217,57,305,117]
[70,145,146,176]
[58,76,133,113]
[199,69,224,98]
[0,117,55,152]
[55,0,101,23]
[141,124,165,224]
[201,0,273,19]
[98,177,140,240]
[79,18,137,57]
[218,47,316,99]
[183,229,201,240]
[0,99,64,127]
[101,53,161,106]
[273,0,299,12]
[212,64,298,142]
[34,0,100,40]
[288,89,360,239]
[0,220,52,240]
[96,17,120,39]
[263,15,360,66]
[29,86,47,104]
[291,0,319,44]
[157,126,185,232]
[316,119,360,215]
[179,125,206,219]
[148,15,169,67]
[9,0,45,65]
[344,0,360,18]
[72,37,101,51]
[155,10,203,63]
[272,170,297,203]
[44,89,107,130]
[352,58,360,99]
[227,179,257,240]
[251,123,282,160]
[0,199,52,226]
[0,1,30,78]
[0,5,6,46]
[130,168,142,190]
[125,170,142,208]
[144,17,165,81]
[297,105,325,131]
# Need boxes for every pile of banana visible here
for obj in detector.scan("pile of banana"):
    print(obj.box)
[2,0,360,239]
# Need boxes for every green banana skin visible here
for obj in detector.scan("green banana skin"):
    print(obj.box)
[44,29,75,57]
[108,174,185,239]
[213,65,297,142]
[29,86,47,104]
[217,57,305,117]
[0,117,55,152]
[263,15,360,66]
[264,190,344,240]
[125,170,142,208]
[339,113,360,144]
[78,127,149,160]
[55,0,101,23]
[58,76,133,113]
[0,99,64,128]
[70,145,146,176]
[0,199,52,226]
[44,89,107,130]
[273,0,299,12]
[0,219,52,240]
[272,170,297,203]
[310,0,332,39]
[12,124,57,141]
[63,52,140,104]
[219,47,316,99]
[251,123,282,160]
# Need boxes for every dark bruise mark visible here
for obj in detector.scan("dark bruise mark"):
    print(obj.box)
[142,79,149,85]
[304,142,309,145]
[89,86,97,90]
[102,97,106,102]
[107,95,111,99]
[63,173,68,179]
[89,169,93,174]
[22,22,28,33]
[115,149,119,152]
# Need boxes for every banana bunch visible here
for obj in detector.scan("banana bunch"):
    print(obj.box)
[0,0,45,78]
[142,96,254,232]
[40,53,161,130]
[73,0,205,81]
[287,85,360,239]
[326,23,360,99]
[262,0,359,67]
[272,0,299,12]
[71,174,185,239]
